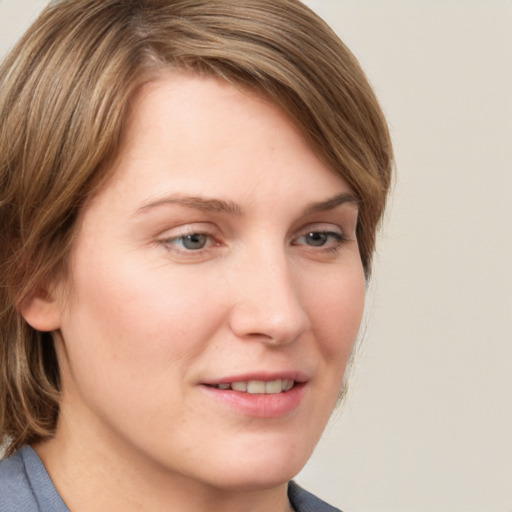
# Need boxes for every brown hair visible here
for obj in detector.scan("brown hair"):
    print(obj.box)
[0,0,393,456]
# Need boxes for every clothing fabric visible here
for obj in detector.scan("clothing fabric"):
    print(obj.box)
[288,481,342,512]
[0,446,341,511]
[0,446,68,512]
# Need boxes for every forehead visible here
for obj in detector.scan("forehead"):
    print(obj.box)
[121,71,303,157]
[85,71,351,219]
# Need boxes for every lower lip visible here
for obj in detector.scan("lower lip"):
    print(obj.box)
[201,383,306,418]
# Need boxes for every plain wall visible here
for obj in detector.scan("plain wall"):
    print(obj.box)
[1,1,511,511]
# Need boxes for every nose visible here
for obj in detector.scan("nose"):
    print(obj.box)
[228,249,311,345]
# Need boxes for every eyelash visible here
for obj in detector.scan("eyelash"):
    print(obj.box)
[161,228,348,254]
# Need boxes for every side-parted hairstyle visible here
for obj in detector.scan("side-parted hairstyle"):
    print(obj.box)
[0,0,393,456]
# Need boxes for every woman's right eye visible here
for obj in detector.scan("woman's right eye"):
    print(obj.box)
[164,232,211,251]
[175,233,209,250]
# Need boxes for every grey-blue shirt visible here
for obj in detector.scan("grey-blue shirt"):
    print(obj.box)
[0,446,341,511]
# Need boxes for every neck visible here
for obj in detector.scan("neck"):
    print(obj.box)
[33,433,293,512]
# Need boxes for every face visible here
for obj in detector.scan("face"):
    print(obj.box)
[49,72,365,491]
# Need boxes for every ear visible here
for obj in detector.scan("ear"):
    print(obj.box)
[19,286,63,332]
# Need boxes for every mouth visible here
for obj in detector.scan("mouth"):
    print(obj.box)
[201,373,307,417]
[201,374,306,417]
[207,378,296,394]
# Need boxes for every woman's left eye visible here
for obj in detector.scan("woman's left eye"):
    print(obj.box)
[294,230,345,248]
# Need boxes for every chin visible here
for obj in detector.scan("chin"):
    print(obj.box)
[204,466,300,492]
[196,438,313,491]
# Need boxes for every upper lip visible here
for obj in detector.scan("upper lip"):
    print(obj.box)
[201,371,309,386]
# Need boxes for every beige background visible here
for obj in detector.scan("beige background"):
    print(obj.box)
[1,1,511,511]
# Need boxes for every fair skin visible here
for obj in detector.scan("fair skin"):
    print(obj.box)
[24,72,365,512]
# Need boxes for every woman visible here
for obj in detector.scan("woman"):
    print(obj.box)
[0,1,392,510]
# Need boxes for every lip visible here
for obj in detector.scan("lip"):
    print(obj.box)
[202,371,308,386]
[200,371,308,418]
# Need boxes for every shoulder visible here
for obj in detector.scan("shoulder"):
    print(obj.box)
[0,446,40,511]
[288,481,343,512]
[0,446,68,512]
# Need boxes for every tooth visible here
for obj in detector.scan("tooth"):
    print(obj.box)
[232,381,247,392]
[247,380,265,394]
[284,380,294,391]
[265,379,282,394]
[217,383,230,390]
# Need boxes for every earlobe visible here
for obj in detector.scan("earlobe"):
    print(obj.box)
[20,287,63,332]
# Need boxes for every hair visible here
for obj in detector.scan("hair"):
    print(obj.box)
[0,0,393,456]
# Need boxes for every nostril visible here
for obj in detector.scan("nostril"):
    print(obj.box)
[229,302,310,346]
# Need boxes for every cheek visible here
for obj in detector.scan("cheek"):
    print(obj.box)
[58,250,223,391]
[55,262,227,443]
[310,271,365,417]
[306,265,366,359]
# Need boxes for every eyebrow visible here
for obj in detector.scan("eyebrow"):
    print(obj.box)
[136,196,243,216]
[303,192,359,215]
[135,191,358,217]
